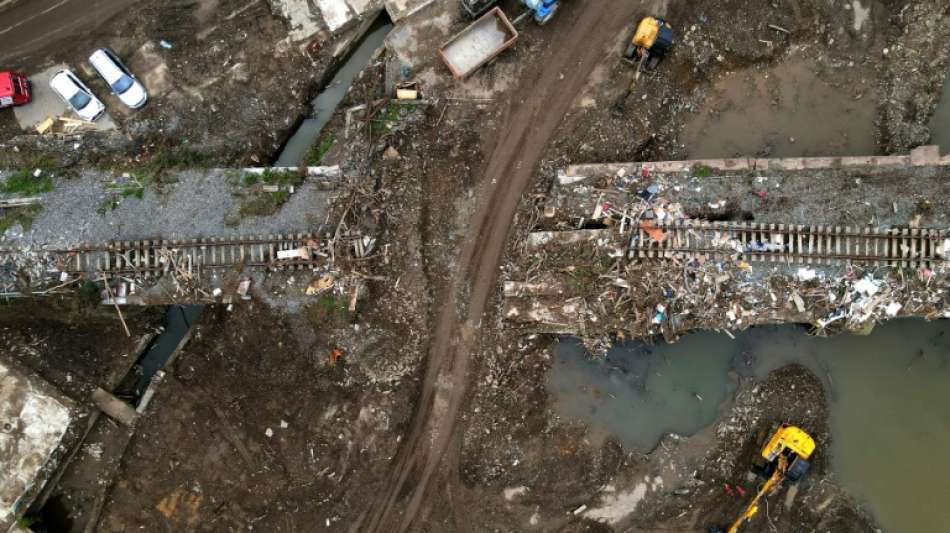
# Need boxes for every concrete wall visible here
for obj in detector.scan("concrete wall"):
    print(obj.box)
[563,145,950,182]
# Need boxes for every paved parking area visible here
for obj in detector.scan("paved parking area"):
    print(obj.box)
[12,63,115,132]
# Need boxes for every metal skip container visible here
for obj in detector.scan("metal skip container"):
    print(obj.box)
[438,7,519,80]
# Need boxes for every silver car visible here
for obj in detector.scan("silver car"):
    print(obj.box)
[49,69,105,121]
[89,48,147,109]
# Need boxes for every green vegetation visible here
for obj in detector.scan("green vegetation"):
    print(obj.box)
[259,167,306,188]
[235,167,307,218]
[370,103,407,136]
[144,147,213,172]
[121,146,214,191]
[238,190,291,217]
[307,293,350,327]
[78,279,101,306]
[0,169,54,195]
[0,205,42,233]
[306,133,336,166]
[693,164,714,178]
[100,175,148,212]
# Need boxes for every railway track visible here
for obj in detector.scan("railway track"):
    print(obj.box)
[630,220,950,268]
[0,233,357,278]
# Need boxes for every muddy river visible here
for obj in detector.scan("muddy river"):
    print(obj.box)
[683,58,878,158]
[550,320,950,532]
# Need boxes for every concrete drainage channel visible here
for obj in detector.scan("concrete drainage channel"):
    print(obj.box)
[932,75,950,156]
[30,305,203,532]
[275,14,394,166]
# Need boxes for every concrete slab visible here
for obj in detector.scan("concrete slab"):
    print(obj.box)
[131,42,174,99]
[274,0,329,42]
[347,0,384,16]
[12,64,69,132]
[0,359,73,533]
[317,0,354,31]
[563,146,950,180]
[385,0,435,21]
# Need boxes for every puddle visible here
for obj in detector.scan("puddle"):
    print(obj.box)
[550,320,950,532]
[931,76,950,155]
[549,335,738,451]
[133,304,203,395]
[683,59,878,158]
[275,17,393,166]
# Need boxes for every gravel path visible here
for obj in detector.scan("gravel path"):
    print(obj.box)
[1,169,336,249]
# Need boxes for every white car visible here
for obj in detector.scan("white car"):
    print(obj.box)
[49,69,105,121]
[89,48,147,109]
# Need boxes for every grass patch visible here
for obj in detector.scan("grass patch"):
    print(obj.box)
[306,133,336,166]
[100,174,149,212]
[693,164,714,178]
[0,205,42,233]
[120,147,214,191]
[370,103,407,136]
[144,147,213,172]
[260,167,306,188]
[233,168,306,219]
[306,293,350,327]
[0,169,54,195]
[238,190,291,217]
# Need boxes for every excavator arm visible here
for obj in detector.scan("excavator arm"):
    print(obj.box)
[725,454,788,533]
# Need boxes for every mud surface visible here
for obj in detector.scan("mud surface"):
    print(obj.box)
[4,0,950,531]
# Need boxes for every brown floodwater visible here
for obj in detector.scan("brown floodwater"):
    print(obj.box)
[683,58,878,158]
[550,320,950,532]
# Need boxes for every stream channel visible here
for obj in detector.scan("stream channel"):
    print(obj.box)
[931,75,950,155]
[275,16,393,166]
[549,320,950,532]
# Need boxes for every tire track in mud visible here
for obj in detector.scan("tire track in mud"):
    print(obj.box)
[358,2,649,531]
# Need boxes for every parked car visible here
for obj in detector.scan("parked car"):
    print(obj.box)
[49,69,105,121]
[89,48,147,109]
[0,71,31,109]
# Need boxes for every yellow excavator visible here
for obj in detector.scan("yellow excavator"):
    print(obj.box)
[624,16,675,73]
[710,424,816,533]
[613,16,674,115]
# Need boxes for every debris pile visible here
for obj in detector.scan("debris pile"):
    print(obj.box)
[506,162,950,348]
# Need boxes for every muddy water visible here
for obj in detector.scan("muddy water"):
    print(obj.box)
[931,76,950,155]
[275,18,393,166]
[550,335,738,450]
[134,304,203,395]
[549,320,950,532]
[683,59,877,158]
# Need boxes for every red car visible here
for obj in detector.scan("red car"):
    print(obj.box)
[0,71,31,109]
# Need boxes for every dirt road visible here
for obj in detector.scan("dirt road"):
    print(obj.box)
[0,0,138,64]
[357,2,654,531]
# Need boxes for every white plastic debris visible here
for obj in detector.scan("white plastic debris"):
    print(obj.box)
[854,276,882,296]
[265,428,274,438]
[885,302,902,317]
[797,268,817,282]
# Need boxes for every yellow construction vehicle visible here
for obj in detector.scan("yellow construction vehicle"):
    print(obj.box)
[624,16,675,73]
[710,424,816,533]
[613,16,674,115]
